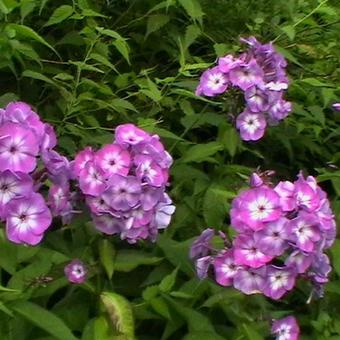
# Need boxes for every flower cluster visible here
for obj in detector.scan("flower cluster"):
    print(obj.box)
[190,171,335,300]
[195,37,292,141]
[0,101,61,245]
[271,316,300,340]
[73,124,175,243]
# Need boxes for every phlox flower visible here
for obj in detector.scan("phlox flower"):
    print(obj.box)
[271,316,300,340]
[236,111,266,141]
[5,193,52,245]
[95,144,131,177]
[73,147,94,177]
[237,186,281,230]
[195,66,228,97]
[233,267,265,295]
[233,234,273,268]
[229,59,264,91]
[79,162,106,196]
[263,266,296,300]
[64,259,87,284]
[115,123,150,146]
[0,122,39,173]
[213,250,240,286]
[0,170,33,217]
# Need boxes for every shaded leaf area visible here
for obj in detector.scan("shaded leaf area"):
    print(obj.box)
[0,0,339,340]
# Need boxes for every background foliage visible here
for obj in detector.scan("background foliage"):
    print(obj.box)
[0,0,340,339]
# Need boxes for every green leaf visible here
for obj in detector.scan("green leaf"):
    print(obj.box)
[183,332,225,340]
[146,14,170,38]
[113,250,163,272]
[150,297,171,319]
[100,292,135,339]
[242,323,263,340]
[300,78,334,88]
[330,240,340,277]
[7,23,59,56]
[20,0,36,21]
[89,53,118,73]
[11,300,78,340]
[112,39,130,65]
[178,0,204,23]
[281,25,296,41]
[184,24,201,49]
[44,5,73,26]
[159,267,178,293]
[181,142,223,163]
[203,185,234,226]
[22,70,57,86]
[99,239,115,279]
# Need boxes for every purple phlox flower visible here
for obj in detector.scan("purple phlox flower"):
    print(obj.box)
[190,228,215,259]
[0,170,33,218]
[140,186,163,211]
[120,223,152,244]
[249,172,264,187]
[41,124,57,150]
[233,267,265,295]
[263,266,296,300]
[64,259,87,284]
[332,103,340,111]
[214,249,240,286]
[79,162,106,196]
[5,193,52,245]
[92,213,124,235]
[229,58,264,91]
[288,212,321,253]
[48,184,71,217]
[42,150,72,185]
[271,316,300,340]
[269,99,292,122]
[236,186,281,231]
[240,36,261,48]
[218,54,243,73]
[0,122,39,173]
[126,206,153,228]
[245,85,271,113]
[115,123,150,146]
[95,144,131,178]
[309,253,331,284]
[135,155,166,187]
[285,250,313,274]
[73,147,95,178]
[316,198,335,231]
[233,234,273,268]
[154,193,175,229]
[294,174,320,212]
[236,111,266,141]
[86,195,112,215]
[5,101,34,122]
[196,66,229,97]
[102,174,141,211]
[134,134,173,169]
[274,181,296,212]
[254,217,289,256]
[195,255,213,279]
[265,81,288,91]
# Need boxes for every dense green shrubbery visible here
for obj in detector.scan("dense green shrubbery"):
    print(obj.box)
[0,0,340,339]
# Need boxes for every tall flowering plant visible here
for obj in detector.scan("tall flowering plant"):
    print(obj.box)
[190,171,336,300]
[196,37,292,141]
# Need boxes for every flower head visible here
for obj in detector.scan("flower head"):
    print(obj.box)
[271,316,300,340]
[64,259,87,284]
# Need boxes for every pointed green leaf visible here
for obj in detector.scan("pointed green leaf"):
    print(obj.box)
[11,300,78,340]
[45,5,73,26]
[99,239,115,279]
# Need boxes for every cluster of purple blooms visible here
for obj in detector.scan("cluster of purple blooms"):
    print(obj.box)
[72,124,175,243]
[195,37,292,141]
[0,101,63,245]
[190,171,335,301]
